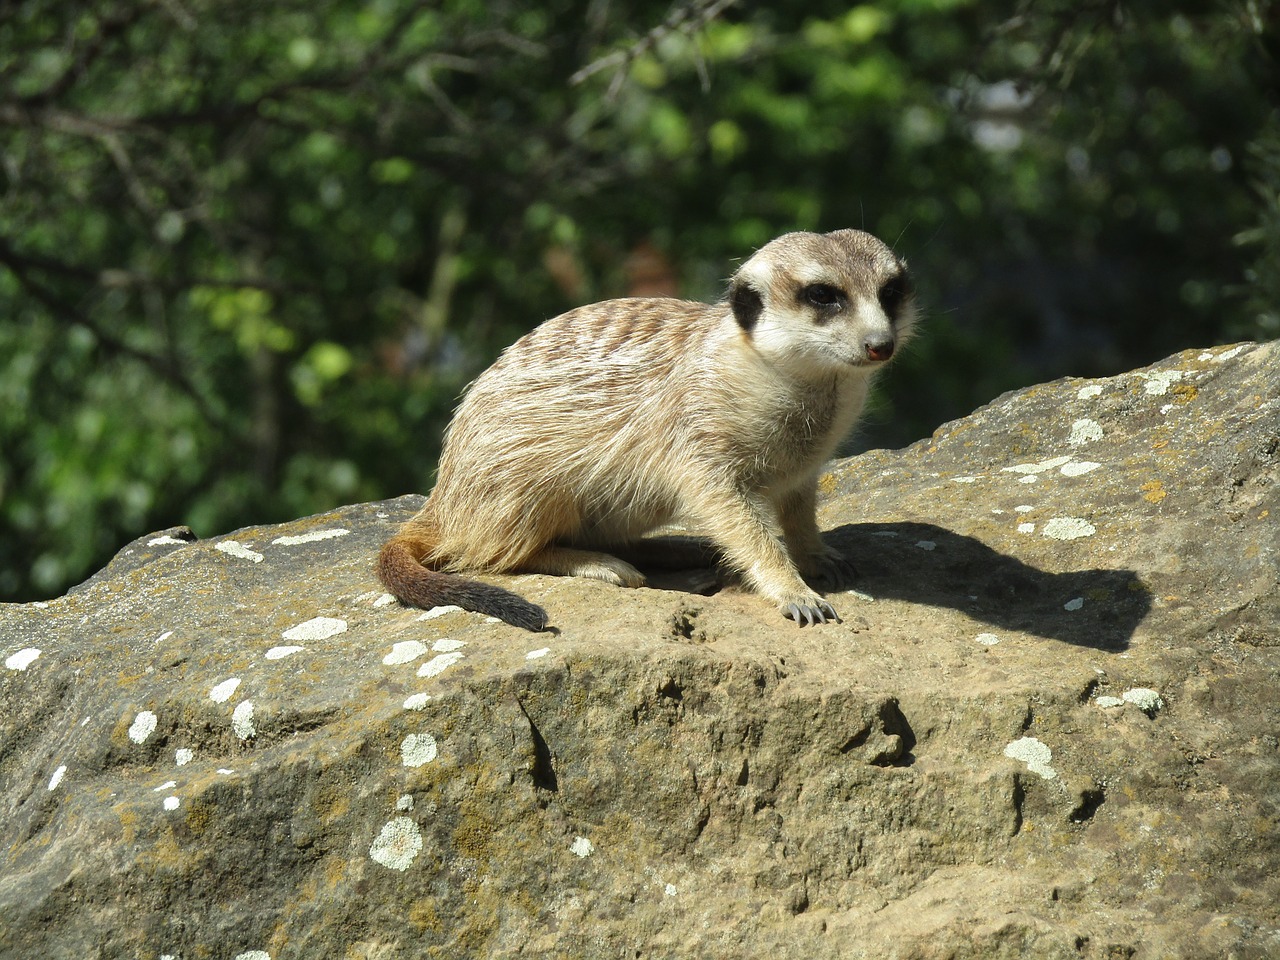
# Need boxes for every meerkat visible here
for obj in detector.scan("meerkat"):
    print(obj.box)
[377,228,917,631]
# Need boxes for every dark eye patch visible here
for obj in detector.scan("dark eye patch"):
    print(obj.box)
[801,283,846,310]
[878,272,913,315]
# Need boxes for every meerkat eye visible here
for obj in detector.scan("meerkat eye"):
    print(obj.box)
[878,273,912,315]
[802,283,845,309]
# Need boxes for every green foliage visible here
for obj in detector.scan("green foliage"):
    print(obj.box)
[1,0,1276,600]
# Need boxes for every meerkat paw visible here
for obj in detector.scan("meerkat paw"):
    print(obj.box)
[576,556,647,588]
[522,547,648,588]
[804,547,860,591]
[778,594,840,627]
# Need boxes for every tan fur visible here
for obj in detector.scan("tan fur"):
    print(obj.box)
[377,229,917,630]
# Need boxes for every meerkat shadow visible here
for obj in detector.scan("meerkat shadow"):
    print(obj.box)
[612,535,728,596]
[823,522,1151,651]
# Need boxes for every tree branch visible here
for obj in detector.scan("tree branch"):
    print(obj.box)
[0,236,230,431]
[569,0,740,96]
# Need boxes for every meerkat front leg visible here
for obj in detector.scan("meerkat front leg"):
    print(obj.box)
[694,484,839,626]
[776,485,859,591]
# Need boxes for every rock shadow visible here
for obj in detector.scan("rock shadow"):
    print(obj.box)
[824,522,1150,651]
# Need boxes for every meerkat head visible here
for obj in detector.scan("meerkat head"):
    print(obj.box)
[727,229,917,375]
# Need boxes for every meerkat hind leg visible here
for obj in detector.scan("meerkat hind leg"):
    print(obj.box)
[518,545,647,588]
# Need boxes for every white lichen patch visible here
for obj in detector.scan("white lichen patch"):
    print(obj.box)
[915,540,937,551]
[233,952,273,960]
[396,794,415,812]
[383,640,428,665]
[1017,523,1036,534]
[1122,687,1165,714]
[1077,384,1103,400]
[369,817,423,871]
[1068,418,1104,445]
[1060,461,1101,477]
[1003,455,1073,476]
[147,535,189,547]
[403,693,432,711]
[417,605,465,620]
[975,633,1001,646]
[401,733,438,767]
[5,647,41,671]
[153,780,178,792]
[526,648,552,660]
[282,616,346,641]
[1137,370,1183,396]
[417,651,464,678]
[215,540,264,563]
[1064,597,1085,612]
[432,638,466,652]
[1042,517,1096,540]
[570,836,595,858]
[1014,505,1034,513]
[1206,344,1248,363]
[1003,737,1058,780]
[128,711,158,744]
[271,528,350,546]
[209,677,241,703]
[175,748,194,766]
[665,883,679,897]
[231,700,256,740]
[265,645,304,660]
[1094,695,1125,708]
[48,765,67,791]
[952,476,978,483]
[163,796,180,811]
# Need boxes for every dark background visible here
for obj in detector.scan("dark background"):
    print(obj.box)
[2,0,1277,602]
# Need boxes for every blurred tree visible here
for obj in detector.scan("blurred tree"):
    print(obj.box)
[0,0,1275,601]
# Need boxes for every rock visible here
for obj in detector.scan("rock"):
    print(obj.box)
[1,342,1277,959]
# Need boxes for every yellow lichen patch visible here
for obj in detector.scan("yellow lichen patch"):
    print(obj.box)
[1141,481,1167,504]
[1169,383,1198,404]
[314,780,351,824]
[183,798,213,838]
[323,852,346,888]
[117,806,139,844]
[452,808,497,865]
[818,472,837,495]
[407,898,442,934]
[144,832,186,868]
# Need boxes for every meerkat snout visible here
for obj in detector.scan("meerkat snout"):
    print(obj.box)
[377,228,917,630]
[865,337,895,362]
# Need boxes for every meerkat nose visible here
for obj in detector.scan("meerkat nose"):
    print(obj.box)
[865,337,895,362]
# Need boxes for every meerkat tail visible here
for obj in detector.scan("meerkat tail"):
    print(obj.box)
[376,538,550,632]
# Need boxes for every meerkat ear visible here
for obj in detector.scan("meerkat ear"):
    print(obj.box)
[730,280,764,331]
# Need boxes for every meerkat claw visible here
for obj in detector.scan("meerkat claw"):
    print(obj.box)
[783,599,841,626]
